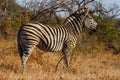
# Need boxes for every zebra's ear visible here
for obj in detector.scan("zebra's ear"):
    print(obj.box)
[82,7,91,21]
[85,8,90,16]
[80,7,91,22]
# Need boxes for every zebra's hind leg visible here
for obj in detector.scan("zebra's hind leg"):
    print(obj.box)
[21,51,30,73]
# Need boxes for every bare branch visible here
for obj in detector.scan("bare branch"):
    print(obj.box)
[30,0,66,21]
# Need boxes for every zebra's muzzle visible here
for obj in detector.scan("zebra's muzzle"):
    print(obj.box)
[90,24,98,32]
[90,27,97,32]
[92,28,97,32]
[89,27,97,35]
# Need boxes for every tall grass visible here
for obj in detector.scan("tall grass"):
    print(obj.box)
[0,38,120,80]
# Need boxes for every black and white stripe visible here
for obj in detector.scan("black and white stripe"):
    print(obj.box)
[17,8,98,69]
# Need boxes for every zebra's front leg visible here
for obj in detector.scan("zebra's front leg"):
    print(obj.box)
[63,48,72,68]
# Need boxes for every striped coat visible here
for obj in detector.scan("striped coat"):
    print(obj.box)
[17,8,98,69]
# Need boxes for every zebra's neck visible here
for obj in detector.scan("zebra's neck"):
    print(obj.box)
[63,13,84,35]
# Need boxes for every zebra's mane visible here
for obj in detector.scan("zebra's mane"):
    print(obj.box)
[63,8,89,25]
[63,8,89,35]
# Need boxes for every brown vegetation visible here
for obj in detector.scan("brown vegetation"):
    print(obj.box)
[0,38,120,80]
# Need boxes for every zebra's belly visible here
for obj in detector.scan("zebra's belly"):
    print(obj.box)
[51,43,63,52]
[37,41,63,52]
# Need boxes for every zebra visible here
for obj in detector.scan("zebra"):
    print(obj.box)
[17,7,98,70]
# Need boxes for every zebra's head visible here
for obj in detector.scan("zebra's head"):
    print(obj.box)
[64,7,98,33]
[81,8,98,32]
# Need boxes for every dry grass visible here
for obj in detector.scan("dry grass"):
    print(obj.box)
[0,38,120,80]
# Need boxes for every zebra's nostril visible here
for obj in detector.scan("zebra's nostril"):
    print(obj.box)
[96,24,98,27]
